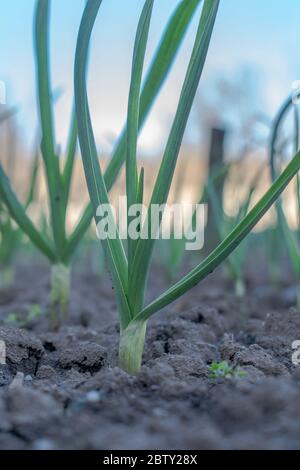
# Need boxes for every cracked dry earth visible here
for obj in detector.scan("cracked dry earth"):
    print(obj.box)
[1,262,300,450]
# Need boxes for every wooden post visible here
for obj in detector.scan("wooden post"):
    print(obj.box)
[206,126,226,253]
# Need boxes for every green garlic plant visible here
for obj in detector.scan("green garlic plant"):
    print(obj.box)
[0,0,78,326]
[270,94,300,305]
[0,0,199,326]
[0,109,29,286]
[0,151,39,287]
[206,164,263,296]
[75,0,300,375]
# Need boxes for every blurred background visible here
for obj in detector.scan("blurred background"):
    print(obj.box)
[0,0,300,230]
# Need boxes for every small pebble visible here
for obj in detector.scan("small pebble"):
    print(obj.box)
[292,366,300,381]
[152,407,168,418]
[86,390,102,403]
[9,372,24,389]
[32,438,55,451]
[36,365,56,379]
[150,385,159,391]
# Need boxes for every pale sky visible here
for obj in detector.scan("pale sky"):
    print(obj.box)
[0,0,300,156]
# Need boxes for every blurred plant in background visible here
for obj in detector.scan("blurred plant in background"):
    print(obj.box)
[270,94,300,305]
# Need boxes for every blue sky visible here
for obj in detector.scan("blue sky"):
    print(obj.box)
[0,0,300,155]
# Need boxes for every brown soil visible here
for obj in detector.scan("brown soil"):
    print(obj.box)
[0,261,300,450]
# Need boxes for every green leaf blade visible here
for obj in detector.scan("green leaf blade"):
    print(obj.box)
[0,165,55,262]
[138,150,300,321]
[129,0,220,315]
[126,0,154,269]
[35,0,66,258]
[74,0,131,329]
[67,0,202,257]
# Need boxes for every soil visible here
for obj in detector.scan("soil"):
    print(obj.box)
[1,260,300,450]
